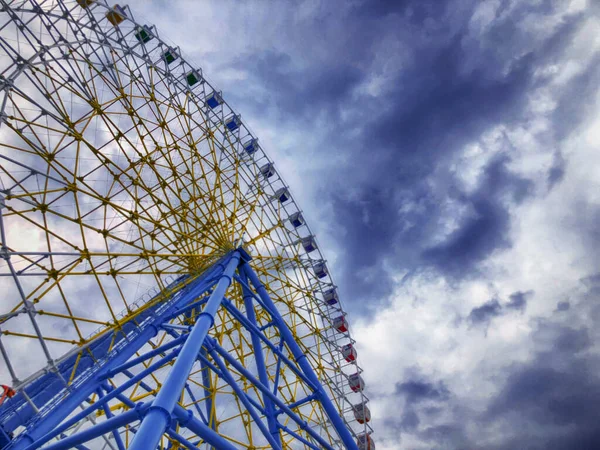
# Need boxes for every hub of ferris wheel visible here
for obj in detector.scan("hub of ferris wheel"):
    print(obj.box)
[0,1,374,449]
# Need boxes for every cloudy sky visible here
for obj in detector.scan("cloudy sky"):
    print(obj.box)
[125,1,599,448]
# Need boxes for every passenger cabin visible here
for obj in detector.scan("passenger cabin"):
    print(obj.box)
[205,91,223,109]
[225,114,241,132]
[162,48,179,65]
[260,163,275,179]
[332,315,348,333]
[341,343,357,362]
[289,211,304,228]
[243,138,258,156]
[357,433,375,450]
[134,25,153,43]
[186,70,202,87]
[313,261,328,279]
[323,288,338,305]
[348,373,365,393]
[274,187,290,204]
[106,5,126,26]
[353,403,372,424]
[301,236,317,253]
[76,0,95,8]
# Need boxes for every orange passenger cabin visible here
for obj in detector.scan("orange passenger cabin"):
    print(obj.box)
[106,5,126,26]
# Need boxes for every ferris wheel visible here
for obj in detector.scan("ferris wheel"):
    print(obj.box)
[0,1,374,449]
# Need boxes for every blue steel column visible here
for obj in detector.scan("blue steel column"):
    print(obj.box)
[241,262,359,450]
[128,251,241,450]
[200,347,215,430]
[239,265,281,446]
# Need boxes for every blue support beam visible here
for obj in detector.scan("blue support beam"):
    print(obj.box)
[241,261,359,450]
[277,423,322,450]
[96,388,126,450]
[103,333,188,379]
[220,297,314,388]
[239,265,281,445]
[128,251,241,450]
[41,403,150,450]
[22,347,181,450]
[274,393,318,416]
[113,381,237,450]
[207,337,335,450]
[11,260,223,449]
[4,249,356,450]
[207,345,282,450]
[272,339,285,395]
[165,428,197,450]
[172,404,238,450]
[200,347,215,431]
[184,383,208,424]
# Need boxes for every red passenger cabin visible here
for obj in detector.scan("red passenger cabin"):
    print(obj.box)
[348,373,365,393]
[332,315,348,332]
[353,403,372,424]
[357,433,375,450]
[341,343,356,362]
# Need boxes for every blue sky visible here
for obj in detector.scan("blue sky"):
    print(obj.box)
[127,1,600,448]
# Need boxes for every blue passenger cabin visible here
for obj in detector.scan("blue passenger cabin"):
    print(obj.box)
[205,91,223,109]
[289,211,304,228]
[134,25,153,43]
[162,48,178,65]
[323,288,338,305]
[274,187,289,204]
[243,138,258,156]
[260,163,275,179]
[225,115,241,132]
[301,236,317,253]
[313,261,328,279]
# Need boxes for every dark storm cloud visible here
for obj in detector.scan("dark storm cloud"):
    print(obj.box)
[392,280,600,450]
[231,50,364,119]
[555,300,570,312]
[547,151,567,190]
[467,290,531,326]
[395,378,450,405]
[422,154,533,276]
[390,372,460,442]
[467,299,502,326]
[482,318,600,450]
[505,290,531,312]
[315,3,586,307]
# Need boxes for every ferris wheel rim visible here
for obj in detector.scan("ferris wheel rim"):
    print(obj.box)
[0,0,373,446]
